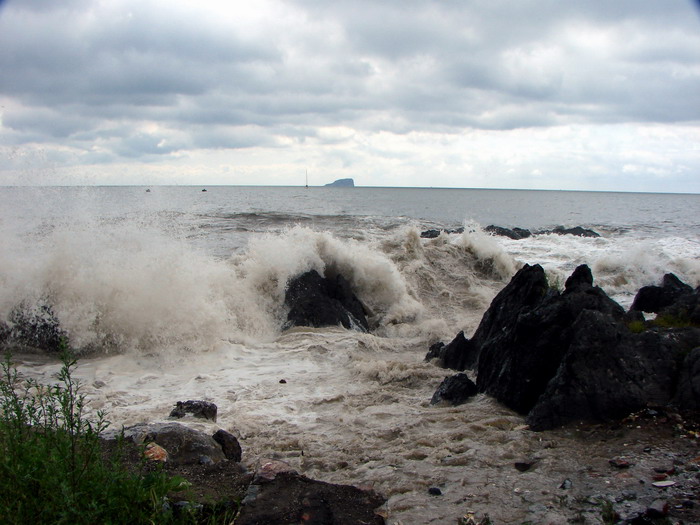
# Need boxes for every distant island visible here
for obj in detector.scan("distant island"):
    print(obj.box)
[324,178,355,187]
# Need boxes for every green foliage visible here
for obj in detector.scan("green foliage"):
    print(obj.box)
[651,313,696,329]
[0,345,232,524]
[598,498,617,525]
[626,319,647,333]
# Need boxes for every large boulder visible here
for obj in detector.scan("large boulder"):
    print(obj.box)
[236,470,385,525]
[525,311,695,430]
[284,270,369,332]
[475,264,625,414]
[675,347,700,411]
[170,400,218,422]
[4,303,68,353]
[631,273,694,313]
[429,262,700,429]
[119,422,227,466]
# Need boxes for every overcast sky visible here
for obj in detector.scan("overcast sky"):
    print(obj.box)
[1,0,699,192]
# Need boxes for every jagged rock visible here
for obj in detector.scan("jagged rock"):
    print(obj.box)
[476,264,625,414]
[484,225,532,239]
[675,347,700,411]
[284,270,369,332]
[631,273,694,313]
[170,400,218,422]
[236,471,385,525]
[564,264,593,293]
[424,331,479,370]
[430,373,478,405]
[212,429,242,462]
[118,422,226,466]
[657,286,700,326]
[526,313,698,430]
[5,303,68,353]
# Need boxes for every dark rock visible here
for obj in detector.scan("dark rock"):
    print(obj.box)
[646,499,669,518]
[675,347,700,410]
[118,422,226,466]
[5,302,68,353]
[420,229,441,239]
[526,312,693,430]
[284,270,369,332]
[658,286,700,326]
[425,331,479,371]
[280,379,287,384]
[477,264,624,415]
[428,487,442,496]
[420,227,465,239]
[514,459,538,472]
[484,225,532,240]
[170,400,218,422]
[549,226,600,238]
[235,471,386,525]
[609,458,632,469]
[425,341,445,360]
[631,273,694,313]
[564,264,593,293]
[212,429,243,462]
[430,373,478,406]
[559,479,572,490]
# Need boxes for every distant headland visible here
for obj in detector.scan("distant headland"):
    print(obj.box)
[324,178,355,187]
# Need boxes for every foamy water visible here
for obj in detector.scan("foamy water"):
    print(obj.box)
[2,186,699,523]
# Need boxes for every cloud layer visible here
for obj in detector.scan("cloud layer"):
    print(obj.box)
[1,0,699,191]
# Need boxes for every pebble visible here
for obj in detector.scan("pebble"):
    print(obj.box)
[559,479,572,490]
[428,487,442,496]
[609,458,632,469]
[279,379,287,384]
[646,499,669,518]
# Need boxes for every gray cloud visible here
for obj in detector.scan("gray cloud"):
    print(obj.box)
[0,0,699,190]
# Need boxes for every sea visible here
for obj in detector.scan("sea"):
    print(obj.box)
[1,185,699,523]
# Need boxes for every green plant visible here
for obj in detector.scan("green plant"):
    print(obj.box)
[626,319,647,333]
[0,345,225,524]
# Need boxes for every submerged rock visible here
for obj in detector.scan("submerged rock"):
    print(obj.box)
[4,302,68,353]
[425,331,479,371]
[430,373,478,406]
[484,225,532,239]
[170,400,218,422]
[284,270,369,332]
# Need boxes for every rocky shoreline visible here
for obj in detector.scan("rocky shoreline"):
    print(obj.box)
[2,259,699,524]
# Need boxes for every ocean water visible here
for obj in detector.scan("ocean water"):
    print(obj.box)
[1,185,699,523]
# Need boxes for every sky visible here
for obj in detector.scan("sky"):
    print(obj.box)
[1,0,699,192]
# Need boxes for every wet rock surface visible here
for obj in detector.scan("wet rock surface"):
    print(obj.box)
[430,264,700,429]
[483,224,600,239]
[284,270,369,332]
[115,422,227,466]
[631,273,695,313]
[430,373,478,406]
[237,471,386,525]
[2,302,68,353]
[170,400,218,421]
